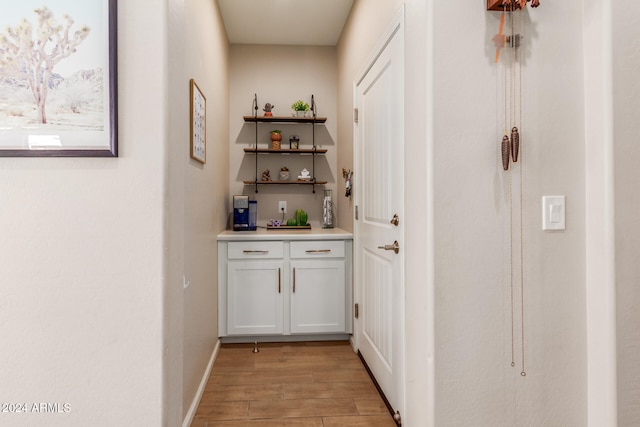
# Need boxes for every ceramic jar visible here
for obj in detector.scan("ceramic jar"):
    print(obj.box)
[279,170,290,181]
[270,131,282,150]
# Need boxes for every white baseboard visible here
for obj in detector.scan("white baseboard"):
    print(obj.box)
[182,339,221,427]
[220,334,350,344]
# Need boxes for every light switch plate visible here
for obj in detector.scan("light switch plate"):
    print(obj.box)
[542,196,565,231]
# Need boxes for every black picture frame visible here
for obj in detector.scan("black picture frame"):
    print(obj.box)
[0,0,118,157]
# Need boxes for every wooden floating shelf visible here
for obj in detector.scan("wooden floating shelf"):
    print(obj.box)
[244,148,328,154]
[243,180,327,186]
[243,115,327,124]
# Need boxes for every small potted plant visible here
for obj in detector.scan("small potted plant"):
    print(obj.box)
[291,100,310,117]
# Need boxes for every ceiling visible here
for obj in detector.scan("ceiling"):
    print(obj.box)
[217,0,355,46]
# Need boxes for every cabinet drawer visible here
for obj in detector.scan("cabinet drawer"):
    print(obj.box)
[290,240,345,259]
[228,241,284,259]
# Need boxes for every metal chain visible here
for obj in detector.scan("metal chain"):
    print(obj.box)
[518,6,526,378]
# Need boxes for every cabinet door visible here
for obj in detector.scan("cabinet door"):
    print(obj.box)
[290,260,346,334]
[227,261,283,335]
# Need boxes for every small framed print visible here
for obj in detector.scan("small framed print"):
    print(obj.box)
[190,79,206,163]
[289,135,299,149]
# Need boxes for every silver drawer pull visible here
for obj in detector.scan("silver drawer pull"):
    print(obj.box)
[305,249,331,253]
[243,250,269,254]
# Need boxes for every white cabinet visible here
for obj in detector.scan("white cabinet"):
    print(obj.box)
[218,236,352,339]
[289,240,346,334]
[224,241,284,335]
[227,261,283,335]
[290,260,345,333]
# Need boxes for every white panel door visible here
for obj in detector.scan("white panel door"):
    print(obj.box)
[227,261,283,335]
[290,260,346,334]
[354,13,405,418]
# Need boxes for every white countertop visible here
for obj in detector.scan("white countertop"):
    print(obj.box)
[218,227,352,241]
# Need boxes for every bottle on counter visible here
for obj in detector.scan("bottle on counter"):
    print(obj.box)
[322,189,334,228]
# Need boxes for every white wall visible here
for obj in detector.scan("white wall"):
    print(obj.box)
[181,0,229,420]
[228,44,337,227]
[584,0,618,424]
[167,0,186,424]
[336,0,402,234]
[613,0,640,425]
[0,1,168,425]
[167,0,230,423]
[433,1,587,425]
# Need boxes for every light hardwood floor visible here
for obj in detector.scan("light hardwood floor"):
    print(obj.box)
[191,341,396,427]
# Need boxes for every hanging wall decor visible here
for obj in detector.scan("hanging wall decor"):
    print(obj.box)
[0,0,118,157]
[343,168,353,198]
[489,0,540,378]
[190,79,206,164]
[487,0,540,12]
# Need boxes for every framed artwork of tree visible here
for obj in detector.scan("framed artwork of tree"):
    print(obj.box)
[0,0,118,157]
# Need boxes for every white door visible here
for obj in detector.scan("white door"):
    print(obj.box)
[354,11,405,419]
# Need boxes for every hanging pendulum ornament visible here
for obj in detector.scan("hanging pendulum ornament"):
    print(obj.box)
[502,135,511,171]
[511,127,520,162]
[493,11,506,63]
[491,0,537,381]
[499,3,511,173]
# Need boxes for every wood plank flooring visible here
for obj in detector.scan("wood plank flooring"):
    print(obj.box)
[191,341,396,427]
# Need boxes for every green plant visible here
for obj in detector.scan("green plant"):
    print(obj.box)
[270,129,281,134]
[291,100,310,111]
[295,209,308,226]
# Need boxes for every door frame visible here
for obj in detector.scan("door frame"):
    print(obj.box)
[352,5,406,421]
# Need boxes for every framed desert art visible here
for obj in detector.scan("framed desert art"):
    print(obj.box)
[190,79,206,164]
[0,0,118,157]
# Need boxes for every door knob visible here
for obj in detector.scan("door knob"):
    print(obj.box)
[390,214,399,226]
[378,240,400,254]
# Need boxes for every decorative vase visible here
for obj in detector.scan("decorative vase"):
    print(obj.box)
[270,131,282,150]
[296,111,306,118]
[279,170,290,181]
[322,189,334,228]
